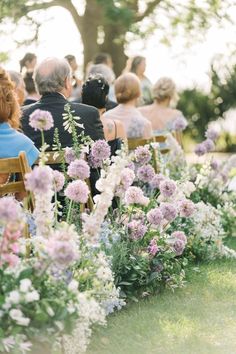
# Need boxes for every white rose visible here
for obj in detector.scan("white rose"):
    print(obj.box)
[68,280,79,292]
[20,279,32,293]
[8,290,20,304]
[25,290,40,303]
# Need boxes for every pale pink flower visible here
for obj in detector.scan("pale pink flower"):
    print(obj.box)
[25,166,53,194]
[52,170,65,192]
[137,165,155,183]
[29,109,54,131]
[147,208,163,226]
[124,186,149,206]
[65,180,89,203]
[134,146,151,164]
[159,179,177,198]
[67,159,90,180]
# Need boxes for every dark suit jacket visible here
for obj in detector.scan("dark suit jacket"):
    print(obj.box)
[22,92,104,149]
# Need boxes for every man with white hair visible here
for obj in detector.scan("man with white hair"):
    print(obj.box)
[22,57,104,148]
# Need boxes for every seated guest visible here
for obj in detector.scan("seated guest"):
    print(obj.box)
[8,71,26,106]
[81,75,126,144]
[23,72,40,105]
[103,73,152,139]
[65,54,82,101]
[86,64,117,108]
[139,77,184,133]
[0,67,39,184]
[22,57,104,149]
[20,52,37,75]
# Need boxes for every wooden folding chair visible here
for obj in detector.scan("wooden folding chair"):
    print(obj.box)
[172,131,183,147]
[153,134,170,154]
[43,151,94,212]
[0,151,33,207]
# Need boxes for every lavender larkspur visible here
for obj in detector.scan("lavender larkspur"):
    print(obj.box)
[29,109,54,131]
[0,197,22,223]
[68,159,90,180]
[52,170,65,192]
[171,116,188,131]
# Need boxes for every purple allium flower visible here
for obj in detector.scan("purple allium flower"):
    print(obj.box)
[148,238,159,256]
[205,127,219,141]
[134,146,151,164]
[47,240,77,268]
[210,159,219,171]
[120,168,135,189]
[149,174,166,189]
[178,199,195,217]
[67,159,90,180]
[171,231,187,245]
[137,164,155,183]
[126,161,135,171]
[159,179,177,198]
[64,147,76,164]
[202,139,215,152]
[171,116,188,131]
[29,109,54,131]
[52,170,65,192]
[91,140,111,160]
[25,166,53,193]
[194,143,207,156]
[172,239,185,256]
[0,197,22,223]
[64,180,89,203]
[127,220,147,240]
[147,208,163,226]
[160,202,177,222]
[124,186,149,206]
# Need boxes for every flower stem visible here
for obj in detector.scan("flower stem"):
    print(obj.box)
[66,199,74,224]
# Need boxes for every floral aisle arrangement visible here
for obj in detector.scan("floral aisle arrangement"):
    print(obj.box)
[0,108,122,354]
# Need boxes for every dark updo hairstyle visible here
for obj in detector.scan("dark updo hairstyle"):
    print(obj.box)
[19,53,36,73]
[23,72,36,94]
[81,75,109,109]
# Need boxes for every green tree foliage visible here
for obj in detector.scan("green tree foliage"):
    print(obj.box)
[0,0,233,74]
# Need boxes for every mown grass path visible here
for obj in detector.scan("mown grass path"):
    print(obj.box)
[87,239,236,354]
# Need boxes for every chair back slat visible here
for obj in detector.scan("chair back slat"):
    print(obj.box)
[127,137,155,150]
[0,181,25,195]
[0,157,22,173]
[154,135,167,143]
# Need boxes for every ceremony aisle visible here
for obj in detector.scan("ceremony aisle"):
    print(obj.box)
[87,239,236,354]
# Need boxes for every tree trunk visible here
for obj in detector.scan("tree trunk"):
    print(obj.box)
[99,24,128,77]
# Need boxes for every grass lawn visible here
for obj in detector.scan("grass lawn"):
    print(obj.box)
[87,238,236,354]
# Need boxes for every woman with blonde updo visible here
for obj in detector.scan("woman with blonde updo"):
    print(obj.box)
[138,77,185,133]
[0,67,39,177]
[103,73,152,139]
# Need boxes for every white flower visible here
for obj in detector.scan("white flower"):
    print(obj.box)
[19,341,32,352]
[8,290,20,304]
[68,280,79,293]
[9,309,30,326]
[20,279,32,293]
[46,306,55,317]
[96,266,113,282]
[25,290,40,303]
[2,336,15,351]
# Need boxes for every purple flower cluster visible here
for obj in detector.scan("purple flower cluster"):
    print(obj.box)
[0,197,22,223]
[134,146,151,164]
[25,166,53,194]
[203,138,215,152]
[52,170,65,192]
[29,109,54,131]
[137,164,155,183]
[147,208,163,226]
[205,127,219,141]
[178,199,195,217]
[171,116,188,131]
[159,179,176,198]
[148,238,159,256]
[149,174,165,189]
[171,231,187,245]
[124,186,149,206]
[120,168,135,188]
[89,140,111,168]
[67,159,90,180]
[47,239,77,268]
[64,180,89,203]
[210,159,219,171]
[160,202,177,222]
[64,147,76,164]
[170,231,187,256]
[194,143,207,157]
[127,220,147,240]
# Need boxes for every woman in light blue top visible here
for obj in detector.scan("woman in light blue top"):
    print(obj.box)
[0,67,39,175]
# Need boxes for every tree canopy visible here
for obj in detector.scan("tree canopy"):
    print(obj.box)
[0,0,233,74]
